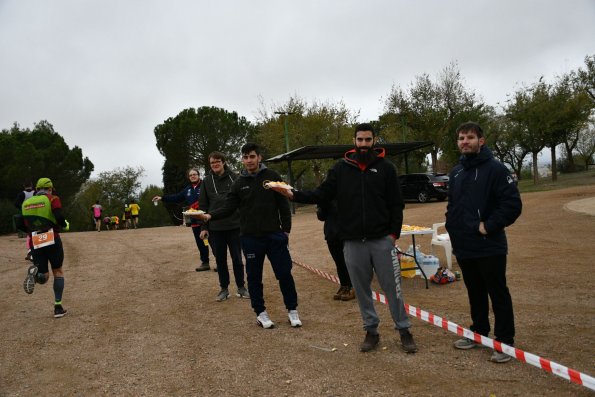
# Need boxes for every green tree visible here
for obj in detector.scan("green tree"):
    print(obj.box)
[505,81,550,184]
[67,166,145,231]
[576,54,595,102]
[490,115,530,179]
[0,121,93,234]
[548,73,593,175]
[575,123,595,169]
[154,106,255,223]
[0,121,93,204]
[138,185,172,228]
[256,95,358,187]
[381,62,490,172]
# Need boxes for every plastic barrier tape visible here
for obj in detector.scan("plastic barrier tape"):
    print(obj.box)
[292,259,595,392]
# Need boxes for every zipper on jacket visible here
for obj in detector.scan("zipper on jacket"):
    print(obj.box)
[361,171,366,238]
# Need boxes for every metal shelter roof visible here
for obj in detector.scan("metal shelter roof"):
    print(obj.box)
[264,141,434,163]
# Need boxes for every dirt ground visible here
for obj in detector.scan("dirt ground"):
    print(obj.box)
[1,185,594,396]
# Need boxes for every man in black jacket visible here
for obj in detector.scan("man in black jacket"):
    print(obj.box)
[446,121,522,363]
[271,123,417,354]
[195,143,301,329]
[316,199,354,301]
[199,151,249,302]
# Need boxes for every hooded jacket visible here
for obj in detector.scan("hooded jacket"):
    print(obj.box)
[162,182,203,226]
[209,164,291,236]
[198,167,241,231]
[293,147,404,241]
[445,145,522,259]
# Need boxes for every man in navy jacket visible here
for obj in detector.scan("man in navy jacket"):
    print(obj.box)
[446,121,522,363]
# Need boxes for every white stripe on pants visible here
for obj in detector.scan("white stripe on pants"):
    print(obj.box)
[343,236,412,333]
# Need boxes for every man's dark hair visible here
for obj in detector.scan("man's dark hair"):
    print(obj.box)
[209,151,226,163]
[354,123,375,137]
[241,142,260,155]
[456,121,484,138]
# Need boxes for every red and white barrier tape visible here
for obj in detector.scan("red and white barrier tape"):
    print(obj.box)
[293,259,595,392]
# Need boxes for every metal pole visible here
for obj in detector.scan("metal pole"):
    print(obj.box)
[275,111,295,214]
[283,116,290,153]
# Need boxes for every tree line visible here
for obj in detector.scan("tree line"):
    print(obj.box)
[2,54,593,234]
[156,55,594,189]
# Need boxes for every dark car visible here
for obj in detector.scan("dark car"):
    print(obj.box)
[399,173,449,203]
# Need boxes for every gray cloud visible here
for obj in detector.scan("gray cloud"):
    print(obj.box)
[1,0,593,187]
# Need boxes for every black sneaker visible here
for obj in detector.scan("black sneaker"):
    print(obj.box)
[400,330,418,353]
[195,263,210,272]
[54,305,67,318]
[23,264,38,294]
[360,331,380,352]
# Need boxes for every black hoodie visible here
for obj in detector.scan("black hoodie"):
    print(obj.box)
[208,164,291,236]
[293,147,404,241]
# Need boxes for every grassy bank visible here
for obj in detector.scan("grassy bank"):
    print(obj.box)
[517,169,595,193]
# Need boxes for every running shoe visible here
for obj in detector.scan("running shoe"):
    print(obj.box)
[216,289,229,302]
[23,264,38,294]
[256,311,274,329]
[287,310,302,328]
[490,350,512,363]
[54,305,67,318]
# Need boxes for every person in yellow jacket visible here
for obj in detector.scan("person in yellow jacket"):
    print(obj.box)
[110,215,120,230]
[21,177,69,318]
[128,200,140,229]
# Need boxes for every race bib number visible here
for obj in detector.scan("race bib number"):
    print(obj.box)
[32,229,55,249]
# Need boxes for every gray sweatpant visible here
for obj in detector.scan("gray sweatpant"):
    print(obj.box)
[343,236,412,334]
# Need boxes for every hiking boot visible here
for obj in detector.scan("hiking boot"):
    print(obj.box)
[195,263,210,272]
[23,264,38,294]
[333,286,346,300]
[454,337,478,350]
[256,311,274,329]
[360,331,380,352]
[400,330,418,353]
[490,350,512,363]
[236,287,250,299]
[288,310,302,327]
[54,305,67,318]
[340,287,356,301]
[215,289,229,302]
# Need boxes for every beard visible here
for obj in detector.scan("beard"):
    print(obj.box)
[355,146,374,164]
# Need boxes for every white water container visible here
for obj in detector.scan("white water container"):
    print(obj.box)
[419,255,440,278]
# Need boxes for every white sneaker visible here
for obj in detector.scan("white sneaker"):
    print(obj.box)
[288,310,302,328]
[256,311,275,329]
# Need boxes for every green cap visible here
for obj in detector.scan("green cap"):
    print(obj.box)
[36,177,53,189]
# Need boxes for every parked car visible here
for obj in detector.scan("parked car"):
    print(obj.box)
[399,173,449,203]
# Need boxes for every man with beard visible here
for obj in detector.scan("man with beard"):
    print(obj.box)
[269,123,417,354]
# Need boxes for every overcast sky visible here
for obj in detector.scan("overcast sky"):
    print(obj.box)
[1,0,593,187]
